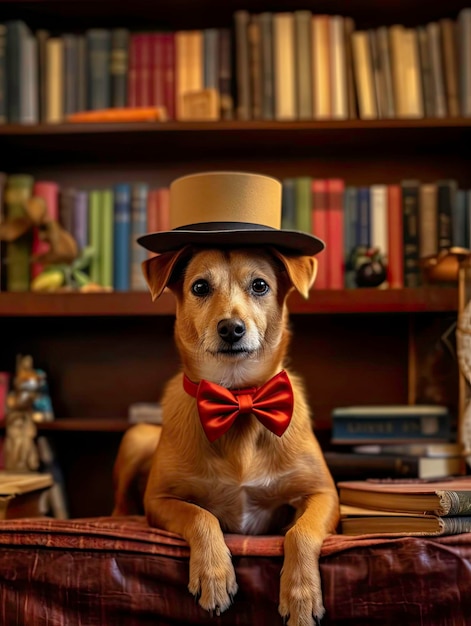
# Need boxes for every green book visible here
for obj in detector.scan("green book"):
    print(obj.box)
[294,176,312,233]
[5,174,34,292]
[100,189,113,289]
[88,190,102,285]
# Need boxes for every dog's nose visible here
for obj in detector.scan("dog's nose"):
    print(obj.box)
[217,318,246,344]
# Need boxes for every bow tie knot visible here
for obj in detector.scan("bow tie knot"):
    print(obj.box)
[183,370,294,442]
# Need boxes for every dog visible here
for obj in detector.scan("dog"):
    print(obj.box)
[113,244,339,626]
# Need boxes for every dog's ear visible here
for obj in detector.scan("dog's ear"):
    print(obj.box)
[141,246,192,301]
[270,248,318,299]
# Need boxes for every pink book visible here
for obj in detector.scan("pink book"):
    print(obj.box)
[387,184,404,289]
[326,178,345,289]
[31,181,59,278]
[311,179,329,289]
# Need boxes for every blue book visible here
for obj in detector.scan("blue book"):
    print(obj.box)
[86,28,111,110]
[357,187,370,247]
[131,183,149,291]
[343,186,358,288]
[113,183,131,291]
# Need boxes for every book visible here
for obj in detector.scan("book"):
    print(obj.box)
[418,183,438,258]
[218,29,233,120]
[175,30,203,120]
[326,178,345,289]
[63,33,79,116]
[4,174,34,292]
[131,183,149,291]
[331,404,451,444]
[100,189,114,289]
[281,178,296,230]
[459,8,471,117]
[294,176,312,234]
[401,179,421,288]
[338,476,471,516]
[110,28,129,108]
[325,450,465,481]
[427,21,447,117]
[234,10,251,121]
[311,179,328,289]
[312,15,331,119]
[386,185,403,289]
[340,504,471,536]
[369,184,388,282]
[374,27,395,118]
[343,186,358,288]
[113,183,131,291]
[73,190,89,252]
[351,30,377,119]
[436,179,456,252]
[417,26,434,118]
[86,28,111,110]
[273,12,296,120]
[330,15,348,120]
[248,15,262,119]
[294,10,313,120]
[128,402,163,424]
[88,189,102,285]
[45,37,64,123]
[440,19,460,117]
[5,20,30,124]
[259,12,274,120]
[0,471,53,519]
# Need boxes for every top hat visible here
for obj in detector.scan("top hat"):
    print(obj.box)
[137,171,325,256]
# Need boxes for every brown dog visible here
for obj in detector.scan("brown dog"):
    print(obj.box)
[113,245,339,626]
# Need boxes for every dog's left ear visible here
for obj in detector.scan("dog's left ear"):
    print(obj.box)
[141,246,192,301]
[270,248,318,299]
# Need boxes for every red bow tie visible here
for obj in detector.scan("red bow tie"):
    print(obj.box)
[183,370,294,443]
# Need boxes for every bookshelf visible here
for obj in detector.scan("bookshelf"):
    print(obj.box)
[0,0,468,516]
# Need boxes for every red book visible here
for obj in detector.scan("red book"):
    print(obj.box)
[151,34,166,108]
[326,178,345,289]
[139,34,152,107]
[156,187,170,231]
[311,179,329,289]
[387,184,404,289]
[162,33,176,120]
[31,181,59,278]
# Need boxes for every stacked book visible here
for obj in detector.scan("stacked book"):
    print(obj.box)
[338,476,471,536]
[325,404,465,481]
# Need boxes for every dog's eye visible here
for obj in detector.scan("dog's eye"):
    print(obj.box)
[191,279,210,296]
[251,278,269,295]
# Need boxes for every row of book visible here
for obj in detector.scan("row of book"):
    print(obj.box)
[1,173,469,292]
[282,177,469,289]
[2,7,471,124]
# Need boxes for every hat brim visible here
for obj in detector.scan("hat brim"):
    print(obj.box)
[137,222,325,256]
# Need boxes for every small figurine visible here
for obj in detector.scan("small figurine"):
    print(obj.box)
[3,355,53,471]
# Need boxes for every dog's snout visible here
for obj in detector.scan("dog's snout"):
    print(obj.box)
[217,318,246,344]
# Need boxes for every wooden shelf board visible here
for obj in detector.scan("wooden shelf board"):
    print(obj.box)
[36,418,130,432]
[0,287,458,316]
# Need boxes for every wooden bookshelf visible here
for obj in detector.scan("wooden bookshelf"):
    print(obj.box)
[0,0,467,517]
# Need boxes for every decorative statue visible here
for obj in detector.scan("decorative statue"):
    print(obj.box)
[4,355,52,471]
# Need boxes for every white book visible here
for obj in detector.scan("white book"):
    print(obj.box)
[273,12,296,120]
[351,30,378,119]
[370,184,388,269]
[329,15,348,119]
[46,37,63,123]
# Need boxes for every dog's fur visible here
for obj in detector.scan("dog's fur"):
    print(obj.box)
[113,246,339,626]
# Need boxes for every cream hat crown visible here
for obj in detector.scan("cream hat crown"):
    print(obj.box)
[137,171,325,256]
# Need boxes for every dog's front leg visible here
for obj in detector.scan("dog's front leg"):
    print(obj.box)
[279,491,339,626]
[146,497,238,615]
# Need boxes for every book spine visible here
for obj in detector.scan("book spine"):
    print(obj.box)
[436,179,456,251]
[344,17,357,119]
[151,33,165,108]
[281,178,296,230]
[131,183,149,291]
[162,33,176,120]
[218,28,233,120]
[45,38,64,123]
[387,185,403,289]
[63,34,78,116]
[127,34,138,107]
[110,28,129,108]
[418,184,438,258]
[100,189,114,289]
[88,190,102,285]
[389,24,406,117]
[113,183,131,291]
[204,28,219,90]
[326,178,345,289]
[440,19,460,116]
[4,174,34,292]
[21,34,38,124]
[376,26,395,118]
[73,190,89,251]
[402,180,421,287]
[311,179,329,289]
[401,29,423,118]
[330,15,348,120]
[312,15,331,119]
[0,25,6,124]
[454,189,467,249]
[427,22,447,117]
[417,26,434,118]
[59,187,75,235]
[273,12,296,121]
[343,186,358,288]
[294,176,312,234]
[6,21,29,123]
[294,10,313,120]
[351,30,377,119]
[156,187,170,232]
[370,184,388,273]
[86,28,111,110]
[234,10,251,120]
[357,187,371,247]
[76,35,87,112]
[459,8,471,116]
[248,15,262,119]
[259,12,274,120]
[438,491,471,516]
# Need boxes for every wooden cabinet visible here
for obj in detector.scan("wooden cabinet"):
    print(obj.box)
[0,0,467,516]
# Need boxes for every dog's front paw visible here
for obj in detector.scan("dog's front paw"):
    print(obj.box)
[279,530,325,626]
[188,539,238,615]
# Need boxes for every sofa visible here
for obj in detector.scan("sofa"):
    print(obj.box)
[0,515,469,625]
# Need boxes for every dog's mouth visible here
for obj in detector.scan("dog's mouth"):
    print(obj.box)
[213,347,256,358]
